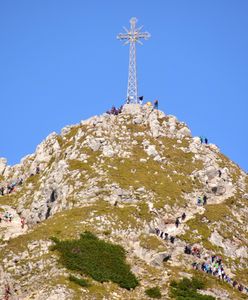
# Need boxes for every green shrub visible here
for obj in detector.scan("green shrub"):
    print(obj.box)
[69,275,89,287]
[170,277,215,300]
[51,231,139,290]
[145,286,162,298]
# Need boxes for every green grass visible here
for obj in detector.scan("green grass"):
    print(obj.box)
[69,275,90,287]
[104,133,204,210]
[139,234,166,251]
[68,159,92,172]
[180,214,212,244]
[0,194,18,207]
[170,276,215,300]
[51,231,139,290]
[204,204,232,222]
[25,173,40,185]
[145,286,162,299]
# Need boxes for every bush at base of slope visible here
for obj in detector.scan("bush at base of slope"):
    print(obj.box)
[170,276,215,300]
[145,286,162,299]
[51,231,139,290]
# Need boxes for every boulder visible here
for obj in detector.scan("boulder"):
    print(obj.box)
[146,145,158,157]
[87,138,101,151]
[0,158,7,175]
[178,126,192,137]
[122,104,142,115]
[102,145,115,157]
[205,166,218,181]
[150,252,171,266]
[133,116,143,124]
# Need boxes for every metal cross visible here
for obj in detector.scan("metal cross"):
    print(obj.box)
[117,17,151,104]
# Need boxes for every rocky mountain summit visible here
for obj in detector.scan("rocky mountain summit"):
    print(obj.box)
[0,104,247,299]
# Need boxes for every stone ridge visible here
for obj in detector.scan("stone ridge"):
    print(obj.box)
[0,104,247,300]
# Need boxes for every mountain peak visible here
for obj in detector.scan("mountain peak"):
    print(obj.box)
[0,105,247,299]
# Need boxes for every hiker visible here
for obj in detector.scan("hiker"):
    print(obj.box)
[218,170,222,178]
[203,195,207,205]
[4,284,11,300]
[238,285,244,292]
[138,96,144,105]
[21,217,25,229]
[175,217,180,228]
[197,196,203,205]
[4,212,9,221]
[8,213,12,222]
[155,228,160,235]
[0,186,4,196]
[153,99,158,110]
[0,213,2,223]
[163,255,171,262]
[200,136,203,144]
[192,262,197,269]
[184,245,192,255]
[205,138,208,144]
[36,166,40,174]
[233,280,238,288]
[117,105,123,114]
[170,236,175,244]
[181,212,186,221]
[163,233,168,240]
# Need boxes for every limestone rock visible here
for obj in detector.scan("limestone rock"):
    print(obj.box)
[178,126,192,137]
[145,145,158,157]
[0,158,7,175]
[87,138,101,151]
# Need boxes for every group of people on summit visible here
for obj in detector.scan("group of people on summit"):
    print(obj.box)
[106,97,159,115]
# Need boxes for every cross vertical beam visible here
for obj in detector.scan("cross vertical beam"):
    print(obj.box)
[117,17,150,104]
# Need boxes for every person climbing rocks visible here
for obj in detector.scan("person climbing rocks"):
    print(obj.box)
[21,217,25,229]
[163,233,168,240]
[36,166,40,174]
[4,284,11,300]
[175,217,180,228]
[181,212,186,221]
[4,212,9,221]
[155,228,160,235]
[184,245,192,255]
[203,195,207,205]
[170,236,175,244]
[218,170,222,178]
[8,213,12,222]
[0,186,4,196]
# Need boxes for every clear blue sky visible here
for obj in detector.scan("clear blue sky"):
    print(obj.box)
[0,1,247,172]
